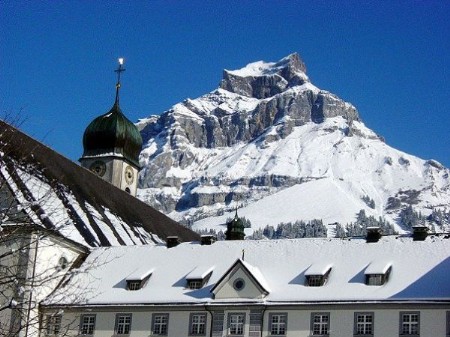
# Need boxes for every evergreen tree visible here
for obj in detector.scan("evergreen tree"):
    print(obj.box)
[344,210,397,237]
[361,195,375,209]
[335,223,347,238]
[257,219,326,239]
[399,205,424,228]
[427,208,450,229]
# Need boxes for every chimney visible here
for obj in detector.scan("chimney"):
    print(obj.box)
[201,235,216,245]
[166,236,180,248]
[366,227,381,243]
[412,226,429,241]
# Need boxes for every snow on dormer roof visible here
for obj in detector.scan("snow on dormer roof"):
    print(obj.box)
[126,268,154,281]
[364,261,392,275]
[186,265,214,280]
[304,263,333,276]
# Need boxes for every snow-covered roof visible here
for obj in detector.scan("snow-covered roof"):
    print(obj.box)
[364,261,392,275]
[241,260,271,293]
[186,266,214,280]
[0,121,199,247]
[45,236,450,307]
[126,268,154,281]
[304,263,333,276]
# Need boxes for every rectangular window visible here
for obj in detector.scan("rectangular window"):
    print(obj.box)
[311,313,329,336]
[127,280,141,290]
[366,274,383,286]
[152,313,169,335]
[269,313,287,335]
[46,314,62,336]
[115,314,132,335]
[80,314,96,335]
[228,313,245,335]
[307,275,324,287]
[189,313,207,335]
[354,312,373,336]
[400,312,419,336]
[188,280,203,289]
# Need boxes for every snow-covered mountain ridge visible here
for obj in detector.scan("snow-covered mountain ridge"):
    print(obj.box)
[136,53,450,235]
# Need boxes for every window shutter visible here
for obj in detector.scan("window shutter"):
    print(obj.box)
[211,311,225,337]
[249,310,262,337]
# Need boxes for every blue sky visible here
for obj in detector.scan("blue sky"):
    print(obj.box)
[1,1,449,167]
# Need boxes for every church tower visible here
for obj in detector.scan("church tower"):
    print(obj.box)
[225,209,245,240]
[80,58,143,196]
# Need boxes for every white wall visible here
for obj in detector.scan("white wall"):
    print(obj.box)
[60,309,211,337]
[44,306,448,337]
[28,234,85,337]
[80,157,138,196]
[0,231,84,337]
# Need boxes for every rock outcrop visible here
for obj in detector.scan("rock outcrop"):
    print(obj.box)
[138,53,359,193]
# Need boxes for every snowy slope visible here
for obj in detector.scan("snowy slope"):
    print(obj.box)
[192,117,449,232]
[136,53,450,235]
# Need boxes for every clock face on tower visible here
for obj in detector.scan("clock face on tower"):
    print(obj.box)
[125,165,134,184]
[89,160,106,177]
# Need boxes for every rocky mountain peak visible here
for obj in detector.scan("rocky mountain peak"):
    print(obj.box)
[136,53,450,235]
[220,53,309,99]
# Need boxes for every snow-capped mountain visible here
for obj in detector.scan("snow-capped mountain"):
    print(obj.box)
[136,53,450,235]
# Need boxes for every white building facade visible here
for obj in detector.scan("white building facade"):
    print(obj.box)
[42,236,450,337]
[51,304,449,337]
[0,227,87,337]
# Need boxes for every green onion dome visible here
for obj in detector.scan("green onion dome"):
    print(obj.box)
[82,102,143,167]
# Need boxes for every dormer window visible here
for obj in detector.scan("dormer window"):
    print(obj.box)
[306,275,326,287]
[365,267,391,286]
[187,279,203,290]
[366,274,383,286]
[186,266,214,290]
[126,269,153,291]
[127,280,142,291]
[365,262,392,286]
[305,264,332,287]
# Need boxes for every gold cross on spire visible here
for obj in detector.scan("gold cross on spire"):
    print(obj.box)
[114,58,126,105]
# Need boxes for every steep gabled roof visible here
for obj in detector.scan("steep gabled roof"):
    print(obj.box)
[210,259,270,296]
[0,120,199,247]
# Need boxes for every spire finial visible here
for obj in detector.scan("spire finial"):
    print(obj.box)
[114,57,126,105]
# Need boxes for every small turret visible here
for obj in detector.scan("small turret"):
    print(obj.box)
[225,209,245,240]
